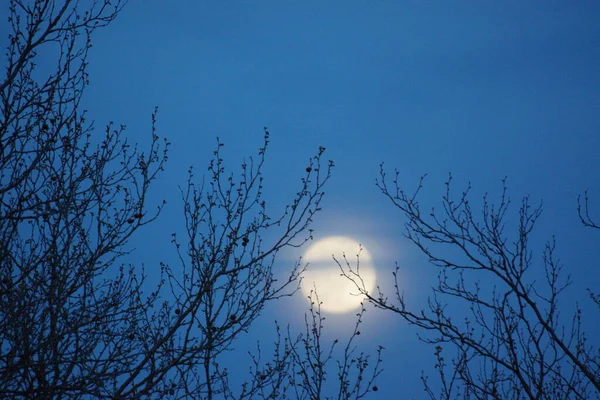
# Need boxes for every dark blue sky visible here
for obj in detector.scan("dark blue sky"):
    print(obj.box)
[77,2,600,398]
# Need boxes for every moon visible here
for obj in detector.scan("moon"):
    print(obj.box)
[301,236,376,314]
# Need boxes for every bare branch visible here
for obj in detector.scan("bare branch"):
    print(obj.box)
[341,166,600,399]
[578,191,600,230]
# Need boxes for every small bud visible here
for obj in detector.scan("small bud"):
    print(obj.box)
[306,167,312,172]
[372,385,378,392]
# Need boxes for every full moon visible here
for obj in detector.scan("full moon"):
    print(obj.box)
[301,236,376,314]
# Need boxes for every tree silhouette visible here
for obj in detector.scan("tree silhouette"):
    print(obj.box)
[341,167,600,399]
[0,1,382,398]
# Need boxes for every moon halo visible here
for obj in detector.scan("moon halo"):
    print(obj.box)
[300,236,376,314]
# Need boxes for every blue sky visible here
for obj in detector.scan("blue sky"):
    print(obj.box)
[73,1,600,397]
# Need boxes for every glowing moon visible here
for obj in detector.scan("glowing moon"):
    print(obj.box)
[301,236,376,314]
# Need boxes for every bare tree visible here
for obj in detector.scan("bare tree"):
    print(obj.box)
[286,291,383,400]
[341,167,600,399]
[155,132,333,398]
[0,1,382,399]
[228,290,383,400]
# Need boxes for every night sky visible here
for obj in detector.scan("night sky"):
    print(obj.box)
[62,2,600,398]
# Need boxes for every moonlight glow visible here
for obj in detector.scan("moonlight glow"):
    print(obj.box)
[301,236,376,314]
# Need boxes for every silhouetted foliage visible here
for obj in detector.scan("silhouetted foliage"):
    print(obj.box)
[341,167,600,399]
[0,1,382,398]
